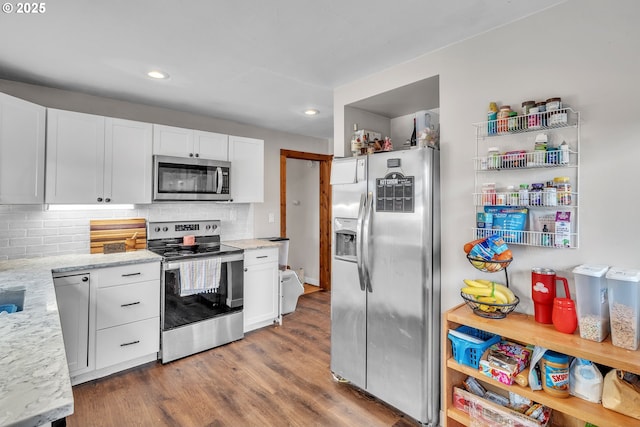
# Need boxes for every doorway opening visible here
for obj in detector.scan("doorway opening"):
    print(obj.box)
[280,149,333,291]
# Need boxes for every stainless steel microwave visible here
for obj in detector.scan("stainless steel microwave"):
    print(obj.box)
[153,155,231,201]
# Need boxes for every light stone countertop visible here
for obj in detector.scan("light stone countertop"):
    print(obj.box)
[0,250,161,427]
[224,239,282,250]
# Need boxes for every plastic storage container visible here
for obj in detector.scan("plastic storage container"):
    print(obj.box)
[573,264,610,342]
[448,325,500,369]
[606,267,640,350]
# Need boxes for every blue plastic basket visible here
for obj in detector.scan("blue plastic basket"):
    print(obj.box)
[448,325,500,368]
[0,304,18,314]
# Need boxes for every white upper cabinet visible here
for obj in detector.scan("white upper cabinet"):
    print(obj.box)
[194,130,228,160]
[105,118,153,204]
[228,135,264,203]
[0,93,46,204]
[46,110,105,204]
[46,109,152,204]
[153,124,228,160]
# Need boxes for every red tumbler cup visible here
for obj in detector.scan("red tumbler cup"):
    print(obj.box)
[531,268,570,324]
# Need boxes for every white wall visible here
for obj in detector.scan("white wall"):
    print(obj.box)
[334,0,640,314]
[286,159,320,285]
[0,80,331,258]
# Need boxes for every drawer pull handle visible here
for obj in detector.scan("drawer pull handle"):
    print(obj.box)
[256,255,268,259]
[121,272,142,277]
[121,301,141,307]
[120,340,140,347]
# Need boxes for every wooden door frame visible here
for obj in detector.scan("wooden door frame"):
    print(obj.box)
[280,150,333,291]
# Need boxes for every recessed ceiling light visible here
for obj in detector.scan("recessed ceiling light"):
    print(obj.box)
[147,70,170,79]
[304,109,319,116]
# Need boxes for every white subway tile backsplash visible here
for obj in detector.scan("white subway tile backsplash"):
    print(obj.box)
[0,203,253,259]
[10,237,43,247]
[0,246,25,257]
[27,228,59,237]
[26,244,59,255]
[0,229,27,239]
[58,242,89,252]
[44,235,74,244]
[8,220,44,229]
[58,226,89,235]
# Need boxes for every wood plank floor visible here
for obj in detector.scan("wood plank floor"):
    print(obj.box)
[67,291,418,427]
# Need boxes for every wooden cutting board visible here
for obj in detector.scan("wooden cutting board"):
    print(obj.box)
[90,218,147,254]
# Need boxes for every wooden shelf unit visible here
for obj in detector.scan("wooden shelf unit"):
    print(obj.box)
[443,303,640,427]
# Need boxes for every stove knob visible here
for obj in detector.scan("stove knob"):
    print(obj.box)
[162,226,169,232]
[154,227,161,232]
[205,225,211,230]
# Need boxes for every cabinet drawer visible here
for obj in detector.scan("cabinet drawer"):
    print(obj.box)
[95,317,159,370]
[244,248,278,267]
[98,262,160,287]
[97,280,160,329]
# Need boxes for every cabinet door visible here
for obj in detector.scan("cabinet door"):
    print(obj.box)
[194,130,228,160]
[152,124,194,158]
[228,136,264,203]
[0,93,46,204]
[243,250,279,332]
[46,109,105,203]
[105,118,153,204]
[54,274,90,375]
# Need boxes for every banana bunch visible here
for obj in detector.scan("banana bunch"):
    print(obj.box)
[461,279,517,312]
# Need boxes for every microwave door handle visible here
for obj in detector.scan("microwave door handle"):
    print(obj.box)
[216,167,223,194]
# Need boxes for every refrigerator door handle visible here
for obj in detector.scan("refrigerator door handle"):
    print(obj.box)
[356,192,367,291]
[363,191,373,293]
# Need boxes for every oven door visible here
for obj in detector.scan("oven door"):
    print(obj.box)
[161,252,243,331]
[153,155,231,201]
[160,252,244,363]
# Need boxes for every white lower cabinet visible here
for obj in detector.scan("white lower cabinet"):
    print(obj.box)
[96,280,160,330]
[53,272,90,376]
[243,248,280,332]
[95,317,159,370]
[55,261,161,385]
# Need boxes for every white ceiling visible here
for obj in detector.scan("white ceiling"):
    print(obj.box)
[0,0,565,140]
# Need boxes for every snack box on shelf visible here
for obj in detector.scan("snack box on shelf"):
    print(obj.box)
[453,387,551,427]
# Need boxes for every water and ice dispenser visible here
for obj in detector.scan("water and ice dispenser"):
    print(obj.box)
[334,218,357,261]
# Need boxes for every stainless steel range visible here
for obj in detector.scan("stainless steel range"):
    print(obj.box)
[147,220,244,363]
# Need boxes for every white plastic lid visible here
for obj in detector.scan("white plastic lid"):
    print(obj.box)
[606,267,640,282]
[572,264,609,278]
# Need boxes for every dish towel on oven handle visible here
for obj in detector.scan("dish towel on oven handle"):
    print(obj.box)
[179,257,222,296]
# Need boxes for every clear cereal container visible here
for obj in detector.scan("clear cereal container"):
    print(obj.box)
[573,264,610,342]
[606,267,640,350]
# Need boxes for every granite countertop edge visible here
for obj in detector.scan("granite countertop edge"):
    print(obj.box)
[0,250,162,427]
[224,238,282,250]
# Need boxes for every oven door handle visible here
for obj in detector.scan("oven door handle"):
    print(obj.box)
[164,252,243,270]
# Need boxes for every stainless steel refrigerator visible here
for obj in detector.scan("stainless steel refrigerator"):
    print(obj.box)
[330,147,440,426]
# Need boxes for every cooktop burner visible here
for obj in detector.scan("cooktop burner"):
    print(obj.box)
[149,243,242,260]
[147,220,243,261]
